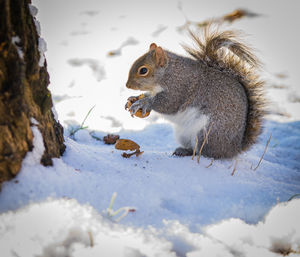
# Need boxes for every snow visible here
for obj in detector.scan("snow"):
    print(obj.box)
[28,4,38,17]
[29,3,41,36]
[52,105,59,121]
[67,58,105,82]
[11,36,24,59]
[22,118,45,166]
[0,198,299,257]
[1,0,300,256]
[38,37,47,67]
[29,3,47,66]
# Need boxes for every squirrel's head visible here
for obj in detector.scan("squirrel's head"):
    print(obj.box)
[126,43,168,94]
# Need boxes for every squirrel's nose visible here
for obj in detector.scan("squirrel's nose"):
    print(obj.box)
[126,82,131,88]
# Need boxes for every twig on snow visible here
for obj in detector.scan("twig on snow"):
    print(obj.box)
[252,132,272,171]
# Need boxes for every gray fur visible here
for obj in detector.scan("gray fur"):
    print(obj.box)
[126,28,265,159]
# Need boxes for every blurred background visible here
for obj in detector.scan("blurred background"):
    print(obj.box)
[33,0,300,135]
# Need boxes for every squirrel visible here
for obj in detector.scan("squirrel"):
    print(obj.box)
[125,27,265,159]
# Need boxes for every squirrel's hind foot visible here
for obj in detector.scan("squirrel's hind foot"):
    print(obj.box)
[172,147,193,157]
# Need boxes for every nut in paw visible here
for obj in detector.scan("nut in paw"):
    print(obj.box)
[125,94,151,118]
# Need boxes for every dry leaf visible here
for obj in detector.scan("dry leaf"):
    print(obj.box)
[223,9,260,23]
[115,139,140,151]
[223,9,246,22]
[115,139,144,158]
[108,51,119,56]
[103,134,120,144]
[192,8,261,29]
[125,94,151,118]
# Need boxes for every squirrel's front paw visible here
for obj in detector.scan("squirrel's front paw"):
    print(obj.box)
[129,97,152,117]
[125,96,139,110]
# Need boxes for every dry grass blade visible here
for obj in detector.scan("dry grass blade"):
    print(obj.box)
[252,132,272,171]
[197,124,213,163]
[231,159,238,176]
[88,231,94,247]
[69,105,95,138]
[206,158,214,168]
[192,136,199,160]
[81,105,96,128]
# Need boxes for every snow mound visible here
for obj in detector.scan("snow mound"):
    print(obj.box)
[0,198,174,257]
[0,198,299,257]
[22,118,45,166]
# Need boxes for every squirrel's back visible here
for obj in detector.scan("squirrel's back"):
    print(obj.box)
[183,27,265,153]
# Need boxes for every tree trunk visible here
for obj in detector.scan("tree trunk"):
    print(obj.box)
[0,0,65,186]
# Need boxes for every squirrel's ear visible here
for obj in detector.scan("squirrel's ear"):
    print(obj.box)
[154,47,167,67]
[149,43,157,51]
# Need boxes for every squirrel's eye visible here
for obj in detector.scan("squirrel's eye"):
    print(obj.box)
[138,66,149,76]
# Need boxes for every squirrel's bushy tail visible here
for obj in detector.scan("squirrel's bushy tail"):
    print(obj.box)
[183,26,265,151]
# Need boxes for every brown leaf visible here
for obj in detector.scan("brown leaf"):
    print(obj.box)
[107,51,118,56]
[115,139,140,151]
[103,134,120,144]
[223,9,246,22]
[223,9,260,23]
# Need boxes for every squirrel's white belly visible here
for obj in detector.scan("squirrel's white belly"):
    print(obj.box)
[163,107,209,149]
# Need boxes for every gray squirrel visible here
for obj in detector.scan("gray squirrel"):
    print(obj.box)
[125,27,265,159]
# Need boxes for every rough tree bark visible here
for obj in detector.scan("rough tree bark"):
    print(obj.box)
[0,0,65,186]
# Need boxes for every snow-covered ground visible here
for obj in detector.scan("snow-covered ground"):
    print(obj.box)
[1,0,300,256]
[1,198,300,257]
